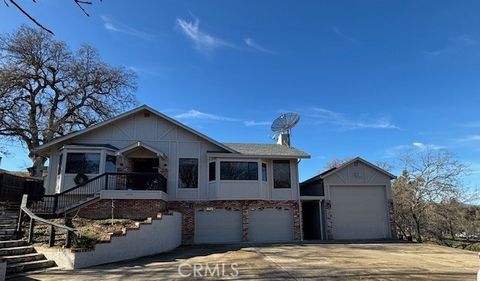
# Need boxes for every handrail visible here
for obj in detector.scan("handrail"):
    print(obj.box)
[56,172,165,195]
[17,194,76,247]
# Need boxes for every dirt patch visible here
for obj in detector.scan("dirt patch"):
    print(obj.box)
[33,218,144,248]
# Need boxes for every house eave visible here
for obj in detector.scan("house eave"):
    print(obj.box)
[207,152,310,159]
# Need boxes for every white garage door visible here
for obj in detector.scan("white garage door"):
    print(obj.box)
[195,207,242,244]
[249,207,294,242]
[330,186,389,240]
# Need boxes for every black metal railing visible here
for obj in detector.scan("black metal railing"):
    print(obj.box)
[29,172,167,215]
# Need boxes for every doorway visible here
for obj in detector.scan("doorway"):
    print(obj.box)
[129,158,159,189]
[302,201,322,240]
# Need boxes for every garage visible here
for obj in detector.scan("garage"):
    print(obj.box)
[330,185,389,239]
[249,207,294,242]
[300,157,396,240]
[195,207,242,244]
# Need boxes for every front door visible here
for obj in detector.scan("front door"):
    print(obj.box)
[130,158,159,189]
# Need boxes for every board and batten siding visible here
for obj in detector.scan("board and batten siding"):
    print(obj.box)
[45,109,300,201]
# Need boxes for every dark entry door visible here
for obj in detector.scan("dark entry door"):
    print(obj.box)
[130,158,159,189]
[302,201,322,240]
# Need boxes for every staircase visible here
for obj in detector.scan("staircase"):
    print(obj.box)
[0,202,57,278]
[0,203,19,240]
[0,240,56,275]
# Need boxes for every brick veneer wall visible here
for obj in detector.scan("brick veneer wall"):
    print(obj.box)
[324,200,334,240]
[168,200,301,245]
[75,199,167,220]
[387,199,397,239]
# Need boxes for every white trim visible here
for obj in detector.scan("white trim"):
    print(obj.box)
[319,157,396,180]
[99,190,168,200]
[116,141,167,159]
[34,105,237,155]
[207,152,310,159]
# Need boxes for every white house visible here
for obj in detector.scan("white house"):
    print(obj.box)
[34,105,310,244]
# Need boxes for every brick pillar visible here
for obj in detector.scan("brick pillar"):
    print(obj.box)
[324,200,333,240]
[242,205,249,241]
[292,201,301,240]
[387,199,397,239]
[168,201,195,245]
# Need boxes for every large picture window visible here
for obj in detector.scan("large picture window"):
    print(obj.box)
[273,160,291,188]
[65,153,101,174]
[220,161,258,180]
[179,158,198,188]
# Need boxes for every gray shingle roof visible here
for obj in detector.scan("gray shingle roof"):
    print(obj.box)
[222,143,310,158]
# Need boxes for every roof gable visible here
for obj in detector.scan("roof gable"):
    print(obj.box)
[302,157,396,184]
[320,157,396,179]
[35,105,237,154]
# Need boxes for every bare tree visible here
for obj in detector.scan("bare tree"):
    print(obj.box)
[392,148,469,242]
[0,26,137,176]
[324,157,352,170]
[3,0,97,35]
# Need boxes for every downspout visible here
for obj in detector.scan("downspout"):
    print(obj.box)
[296,158,303,242]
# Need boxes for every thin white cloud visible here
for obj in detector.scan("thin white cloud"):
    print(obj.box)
[384,142,446,158]
[332,26,360,44]
[424,34,480,56]
[309,107,398,130]
[459,135,480,142]
[174,109,271,128]
[174,110,240,122]
[412,142,445,150]
[244,38,274,54]
[101,16,153,40]
[243,120,271,127]
[461,121,480,128]
[176,17,235,54]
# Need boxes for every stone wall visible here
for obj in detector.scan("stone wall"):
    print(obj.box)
[387,199,397,239]
[168,200,301,244]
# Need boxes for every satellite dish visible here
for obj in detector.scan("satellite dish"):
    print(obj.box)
[271,113,300,133]
[271,113,300,146]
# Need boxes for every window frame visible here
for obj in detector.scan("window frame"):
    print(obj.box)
[105,154,117,173]
[65,152,101,174]
[178,158,199,189]
[273,160,291,189]
[208,161,216,182]
[261,162,267,182]
[220,161,259,181]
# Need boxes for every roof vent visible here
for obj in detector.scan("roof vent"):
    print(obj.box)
[144,112,150,118]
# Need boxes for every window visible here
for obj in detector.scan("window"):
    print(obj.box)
[179,158,198,188]
[273,160,291,188]
[65,153,100,174]
[220,161,258,180]
[57,153,63,175]
[262,163,267,181]
[105,155,117,172]
[209,162,216,181]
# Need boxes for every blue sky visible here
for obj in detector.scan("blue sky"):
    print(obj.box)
[1,1,480,187]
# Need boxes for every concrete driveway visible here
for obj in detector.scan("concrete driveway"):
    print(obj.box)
[12,242,479,280]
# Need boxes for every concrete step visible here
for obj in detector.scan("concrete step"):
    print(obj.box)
[0,229,15,235]
[0,240,27,249]
[6,259,56,273]
[0,225,17,229]
[0,252,45,264]
[0,245,35,256]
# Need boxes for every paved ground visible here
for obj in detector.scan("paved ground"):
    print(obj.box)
[13,242,479,280]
